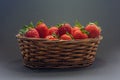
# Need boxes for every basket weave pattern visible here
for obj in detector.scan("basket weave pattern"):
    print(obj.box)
[16,34,102,68]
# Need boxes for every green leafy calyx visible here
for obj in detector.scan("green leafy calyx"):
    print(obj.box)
[75,20,83,28]
[52,33,58,39]
[80,28,89,35]
[37,20,44,25]
[66,32,74,40]
[89,21,99,26]
[19,22,34,34]
[56,23,62,28]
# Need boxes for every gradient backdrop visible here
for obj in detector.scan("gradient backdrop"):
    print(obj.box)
[0,0,120,80]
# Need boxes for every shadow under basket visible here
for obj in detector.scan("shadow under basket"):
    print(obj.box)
[16,34,103,69]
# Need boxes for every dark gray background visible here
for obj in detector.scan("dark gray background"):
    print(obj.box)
[0,0,120,80]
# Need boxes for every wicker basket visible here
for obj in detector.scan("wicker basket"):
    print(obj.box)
[16,34,103,68]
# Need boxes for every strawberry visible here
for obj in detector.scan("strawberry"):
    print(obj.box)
[25,28,40,38]
[48,26,58,35]
[71,20,84,35]
[85,23,101,38]
[19,22,40,38]
[45,35,57,40]
[73,30,88,39]
[60,34,72,40]
[57,23,72,37]
[35,21,49,38]
[71,27,80,35]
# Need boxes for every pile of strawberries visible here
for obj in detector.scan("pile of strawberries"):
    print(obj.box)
[19,21,101,40]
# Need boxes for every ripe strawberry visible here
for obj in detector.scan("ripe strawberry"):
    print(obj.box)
[57,23,72,37]
[19,22,40,38]
[73,30,88,39]
[45,35,57,40]
[36,21,49,38]
[25,28,40,38]
[85,23,101,38]
[60,34,72,40]
[48,26,58,35]
[71,27,80,35]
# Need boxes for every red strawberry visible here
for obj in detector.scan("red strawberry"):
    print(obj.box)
[85,23,101,38]
[19,22,40,38]
[48,26,58,35]
[57,23,72,37]
[36,22,49,38]
[73,30,88,39]
[71,27,80,35]
[25,28,40,38]
[45,35,57,40]
[60,34,72,40]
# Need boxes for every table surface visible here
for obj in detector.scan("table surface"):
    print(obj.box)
[0,46,120,80]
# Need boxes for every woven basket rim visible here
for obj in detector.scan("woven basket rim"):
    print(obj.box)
[16,34,103,42]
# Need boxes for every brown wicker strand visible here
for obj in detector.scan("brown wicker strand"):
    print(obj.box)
[16,34,103,68]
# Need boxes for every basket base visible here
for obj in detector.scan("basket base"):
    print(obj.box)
[23,60,94,69]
